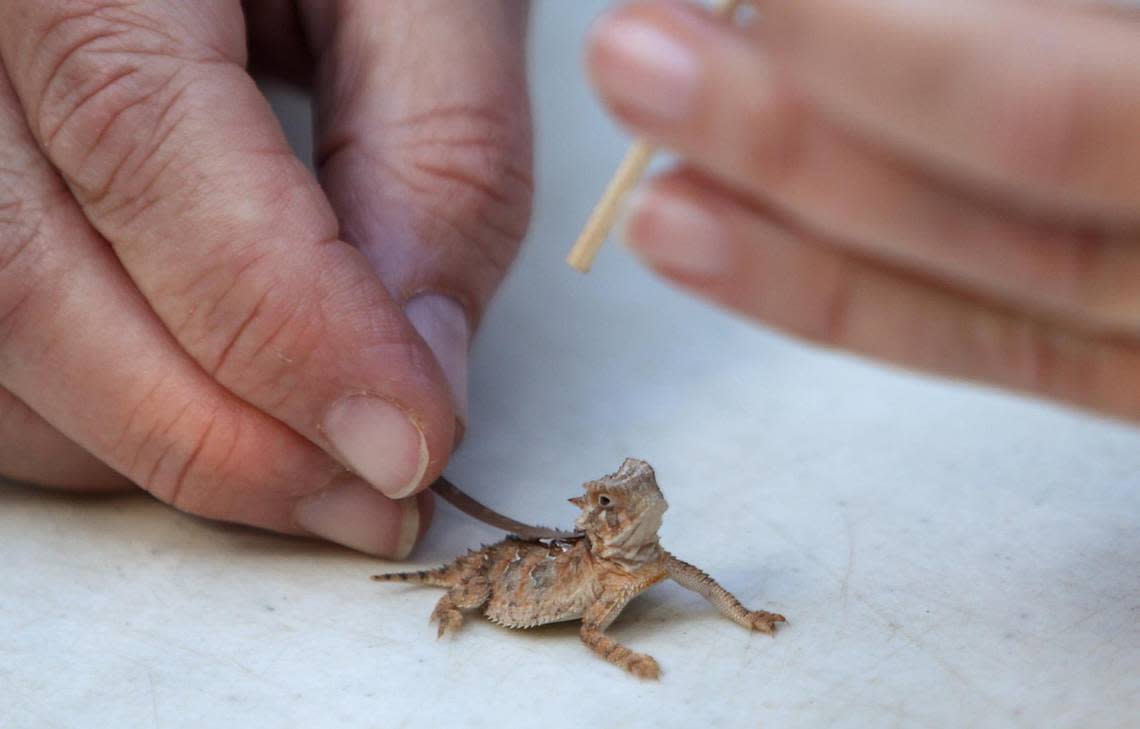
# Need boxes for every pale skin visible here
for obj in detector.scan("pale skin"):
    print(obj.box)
[591,0,1140,423]
[0,0,534,557]
[6,0,1140,558]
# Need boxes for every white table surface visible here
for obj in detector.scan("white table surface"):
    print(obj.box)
[3,3,1139,727]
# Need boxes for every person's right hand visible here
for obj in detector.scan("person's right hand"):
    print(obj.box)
[589,0,1140,423]
[0,0,533,557]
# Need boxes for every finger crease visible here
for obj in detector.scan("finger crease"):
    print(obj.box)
[76,74,183,207]
[209,281,278,378]
[820,252,856,347]
[165,408,218,510]
[43,61,138,147]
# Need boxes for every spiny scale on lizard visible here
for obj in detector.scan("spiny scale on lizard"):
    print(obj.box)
[373,458,786,680]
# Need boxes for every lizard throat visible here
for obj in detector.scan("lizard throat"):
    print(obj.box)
[589,514,665,567]
[592,539,663,569]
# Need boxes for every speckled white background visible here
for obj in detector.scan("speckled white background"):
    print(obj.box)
[3,2,1139,727]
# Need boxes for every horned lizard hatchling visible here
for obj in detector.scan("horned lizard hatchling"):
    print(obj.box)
[372,458,785,679]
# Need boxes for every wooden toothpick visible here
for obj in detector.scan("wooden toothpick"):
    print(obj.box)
[566,0,747,273]
[566,139,657,273]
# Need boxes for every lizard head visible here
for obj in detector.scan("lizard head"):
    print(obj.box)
[570,458,668,557]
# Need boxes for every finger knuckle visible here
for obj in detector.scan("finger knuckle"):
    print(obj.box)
[1057,230,1140,329]
[975,318,1140,420]
[0,169,51,350]
[737,86,811,195]
[1020,326,1136,417]
[30,4,202,206]
[0,168,41,267]
[967,315,1052,394]
[1082,346,1140,420]
[793,251,855,349]
[351,103,535,278]
[121,394,240,515]
[1014,225,1140,327]
[1040,226,1109,307]
[171,250,324,402]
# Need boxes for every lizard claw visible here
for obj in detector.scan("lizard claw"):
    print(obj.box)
[430,606,464,639]
[746,610,786,634]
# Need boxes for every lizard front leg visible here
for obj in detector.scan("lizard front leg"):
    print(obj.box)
[580,583,662,679]
[664,552,785,634]
[580,624,661,680]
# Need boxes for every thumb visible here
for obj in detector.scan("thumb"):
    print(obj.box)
[300,0,534,425]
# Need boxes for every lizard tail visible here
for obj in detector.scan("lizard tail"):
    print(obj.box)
[371,566,455,587]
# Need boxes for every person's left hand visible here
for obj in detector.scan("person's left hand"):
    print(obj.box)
[0,0,532,557]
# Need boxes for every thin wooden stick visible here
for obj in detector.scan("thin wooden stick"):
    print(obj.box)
[566,0,747,273]
[566,140,656,272]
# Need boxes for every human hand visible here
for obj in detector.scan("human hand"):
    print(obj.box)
[588,0,1140,421]
[0,0,532,556]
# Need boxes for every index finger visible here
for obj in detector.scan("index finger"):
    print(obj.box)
[0,0,456,499]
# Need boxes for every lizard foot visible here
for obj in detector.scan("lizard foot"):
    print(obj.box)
[625,653,662,680]
[746,610,786,635]
[430,606,464,639]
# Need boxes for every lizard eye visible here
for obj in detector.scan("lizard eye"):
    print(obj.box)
[598,495,612,507]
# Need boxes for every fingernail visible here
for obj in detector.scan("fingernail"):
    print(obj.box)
[325,396,428,499]
[588,13,700,126]
[405,294,470,424]
[294,478,420,558]
[620,187,735,278]
[393,495,421,559]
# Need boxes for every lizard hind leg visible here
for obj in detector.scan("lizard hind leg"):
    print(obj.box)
[430,576,491,639]
[580,626,661,680]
